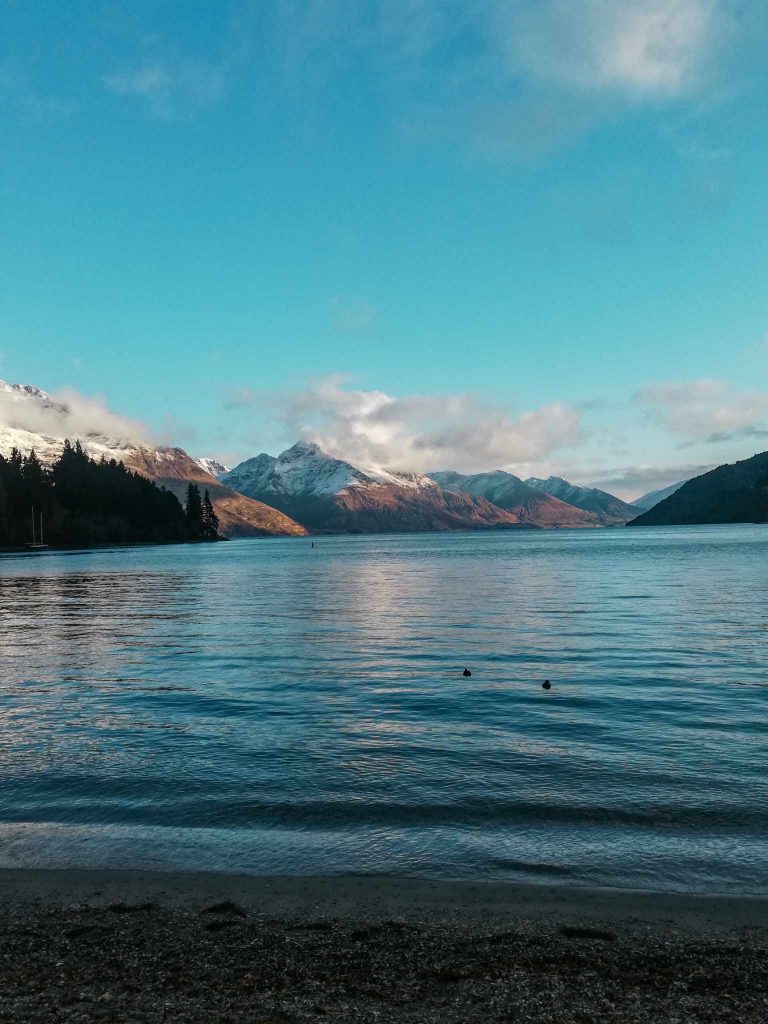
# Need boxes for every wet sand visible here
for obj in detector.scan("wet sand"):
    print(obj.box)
[0,869,766,1022]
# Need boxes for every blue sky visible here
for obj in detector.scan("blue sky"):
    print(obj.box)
[1,1,768,497]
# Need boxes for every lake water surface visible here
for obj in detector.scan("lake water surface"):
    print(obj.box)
[0,527,766,893]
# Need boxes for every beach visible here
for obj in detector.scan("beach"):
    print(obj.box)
[1,870,766,1023]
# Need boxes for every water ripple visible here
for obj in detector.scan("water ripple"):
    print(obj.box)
[0,526,766,893]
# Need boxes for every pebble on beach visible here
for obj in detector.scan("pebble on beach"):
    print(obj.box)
[0,903,765,1024]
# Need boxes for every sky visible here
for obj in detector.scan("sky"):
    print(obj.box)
[1,0,768,499]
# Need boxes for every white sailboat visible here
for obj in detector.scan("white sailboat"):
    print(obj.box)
[25,506,48,551]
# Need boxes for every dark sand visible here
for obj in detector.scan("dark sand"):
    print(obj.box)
[0,869,766,1022]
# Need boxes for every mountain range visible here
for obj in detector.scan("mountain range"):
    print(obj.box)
[427,470,602,527]
[7,376,737,539]
[220,444,651,532]
[221,442,538,533]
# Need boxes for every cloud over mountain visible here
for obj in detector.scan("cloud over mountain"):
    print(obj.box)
[0,382,149,444]
[230,375,582,474]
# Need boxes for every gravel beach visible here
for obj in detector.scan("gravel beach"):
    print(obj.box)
[0,870,765,1023]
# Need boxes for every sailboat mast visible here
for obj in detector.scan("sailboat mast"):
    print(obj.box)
[31,506,36,546]
[40,509,44,546]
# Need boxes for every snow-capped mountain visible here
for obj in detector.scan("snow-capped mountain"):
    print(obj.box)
[0,379,306,538]
[225,442,434,499]
[222,453,277,494]
[632,479,690,512]
[222,441,533,533]
[0,381,56,404]
[525,475,638,525]
[428,470,601,528]
[194,457,230,478]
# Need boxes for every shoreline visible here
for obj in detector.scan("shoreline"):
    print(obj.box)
[2,869,766,1022]
[2,867,766,936]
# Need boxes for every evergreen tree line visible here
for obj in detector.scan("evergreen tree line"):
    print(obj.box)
[184,482,220,541]
[0,441,221,548]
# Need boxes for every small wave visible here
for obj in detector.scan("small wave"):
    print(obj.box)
[489,858,575,877]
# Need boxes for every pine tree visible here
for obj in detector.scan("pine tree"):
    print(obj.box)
[185,482,204,539]
[201,489,219,540]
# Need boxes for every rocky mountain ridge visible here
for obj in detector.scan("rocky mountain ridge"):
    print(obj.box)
[428,470,602,528]
[524,475,639,525]
[222,442,536,533]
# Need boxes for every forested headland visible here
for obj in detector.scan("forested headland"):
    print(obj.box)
[0,441,221,549]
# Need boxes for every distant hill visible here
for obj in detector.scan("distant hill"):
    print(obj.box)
[628,453,768,526]
[525,475,637,525]
[632,479,689,512]
[223,442,542,533]
[429,470,601,527]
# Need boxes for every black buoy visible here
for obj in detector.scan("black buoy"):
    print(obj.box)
[542,680,552,690]
[463,668,472,677]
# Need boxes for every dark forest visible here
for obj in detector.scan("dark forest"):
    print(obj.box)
[0,441,220,548]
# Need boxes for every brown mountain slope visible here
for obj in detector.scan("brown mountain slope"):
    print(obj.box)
[325,479,534,532]
[118,447,307,538]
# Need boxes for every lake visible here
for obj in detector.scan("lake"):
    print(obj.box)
[0,526,766,893]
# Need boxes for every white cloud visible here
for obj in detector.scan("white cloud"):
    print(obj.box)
[263,0,738,155]
[581,461,712,500]
[231,374,583,473]
[0,384,149,444]
[104,60,226,118]
[90,1,749,151]
[636,378,768,443]
[499,0,721,97]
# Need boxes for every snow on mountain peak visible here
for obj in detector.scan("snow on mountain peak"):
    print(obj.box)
[271,442,367,495]
[286,439,323,457]
[0,380,53,402]
[222,440,440,499]
[194,457,230,478]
